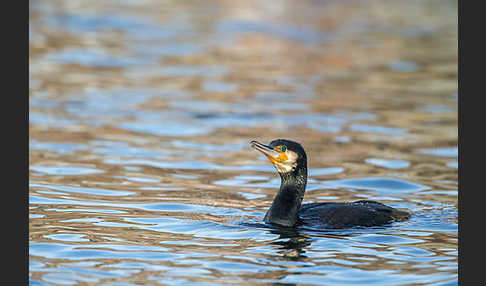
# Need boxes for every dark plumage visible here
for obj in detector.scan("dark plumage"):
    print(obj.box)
[250,139,410,229]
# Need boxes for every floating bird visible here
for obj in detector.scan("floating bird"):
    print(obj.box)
[250,139,410,229]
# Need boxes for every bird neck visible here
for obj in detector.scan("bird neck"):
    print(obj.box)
[264,166,307,227]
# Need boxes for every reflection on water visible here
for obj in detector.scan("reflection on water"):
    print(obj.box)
[30,0,457,285]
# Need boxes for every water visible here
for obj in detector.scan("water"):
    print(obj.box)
[29,0,457,285]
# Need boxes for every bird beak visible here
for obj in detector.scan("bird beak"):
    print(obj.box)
[250,140,281,165]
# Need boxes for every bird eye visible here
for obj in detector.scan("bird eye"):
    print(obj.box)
[281,146,287,152]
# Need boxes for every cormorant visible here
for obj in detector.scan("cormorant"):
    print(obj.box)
[250,139,411,229]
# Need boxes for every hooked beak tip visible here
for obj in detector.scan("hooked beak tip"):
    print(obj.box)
[250,140,277,159]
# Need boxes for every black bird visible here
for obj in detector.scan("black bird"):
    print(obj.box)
[250,139,410,229]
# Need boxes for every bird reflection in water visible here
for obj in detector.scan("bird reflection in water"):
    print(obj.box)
[269,227,312,260]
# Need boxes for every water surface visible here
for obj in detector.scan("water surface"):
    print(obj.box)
[30,0,457,285]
